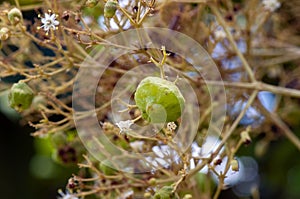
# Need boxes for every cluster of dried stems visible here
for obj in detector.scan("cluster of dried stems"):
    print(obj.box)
[0,0,300,198]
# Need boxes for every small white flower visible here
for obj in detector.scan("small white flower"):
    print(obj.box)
[130,141,144,151]
[39,12,59,34]
[262,0,281,12]
[166,122,177,131]
[58,189,79,199]
[115,120,133,133]
[214,28,226,40]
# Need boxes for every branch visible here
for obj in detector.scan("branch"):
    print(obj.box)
[202,80,300,98]
[258,102,300,151]
[210,4,256,82]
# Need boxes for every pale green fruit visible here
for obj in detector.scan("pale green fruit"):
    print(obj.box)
[104,0,118,18]
[134,77,185,123]
[8,82,34,112]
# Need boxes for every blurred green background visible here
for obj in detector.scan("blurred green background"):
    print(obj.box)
[0,95,78,198]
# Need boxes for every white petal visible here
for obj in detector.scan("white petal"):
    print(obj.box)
[41,18,47,24]
[50,25,56,30]
[44,13,51,19]
[53,20,59,26]
[43,26,50,31]
[49,14,56,20]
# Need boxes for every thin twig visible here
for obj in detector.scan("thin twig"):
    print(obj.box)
[210,4,256,82]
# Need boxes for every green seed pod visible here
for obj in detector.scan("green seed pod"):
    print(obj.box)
[86,0,98,8]
[0,27,10,41]
[8,82,34,112]
[99,159,118,175]
[153,186,176,199]
[7,7,23,25]
[104,0,118,18]
[134,77,185,123]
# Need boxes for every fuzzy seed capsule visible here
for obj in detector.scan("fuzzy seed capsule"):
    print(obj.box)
[7,8,23,25]
[8,82,34,112]
[104,0,118,18]
[134,76,185,123]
